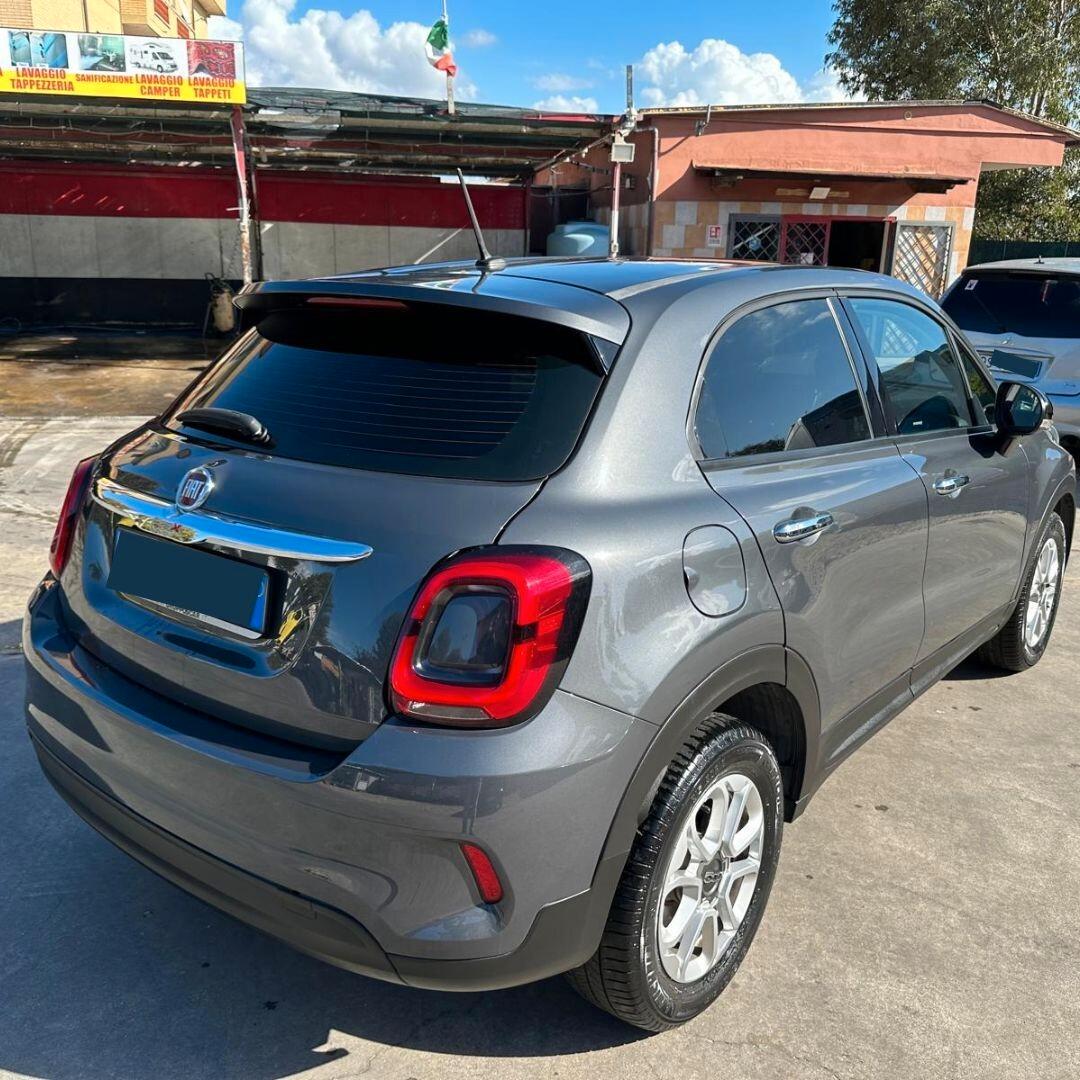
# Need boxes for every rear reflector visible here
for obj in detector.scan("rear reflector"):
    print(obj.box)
[49,456,97,578]
[388,547,591,728]
[460,842,504,904]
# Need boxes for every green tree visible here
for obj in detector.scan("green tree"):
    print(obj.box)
[826,0,1080,240]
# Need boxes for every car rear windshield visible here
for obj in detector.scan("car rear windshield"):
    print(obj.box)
[942,272,1080,339]
[164,302,606,482]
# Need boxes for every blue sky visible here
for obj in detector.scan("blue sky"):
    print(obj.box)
[213,0,849,110]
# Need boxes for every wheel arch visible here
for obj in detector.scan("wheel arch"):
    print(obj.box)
[1054,489,1075,560]
[601,646,820,873]
[567,646,821,976]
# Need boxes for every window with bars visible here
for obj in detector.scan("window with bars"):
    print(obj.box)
[780,220,829,266]
[728,216,780,262]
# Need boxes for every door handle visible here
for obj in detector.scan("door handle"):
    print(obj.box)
[773,511,835,544]
[933,473,971,497]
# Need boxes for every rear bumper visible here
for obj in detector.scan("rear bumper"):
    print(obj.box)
[32,734,626,990]
[24,580,652,989]
[33,734,397,980]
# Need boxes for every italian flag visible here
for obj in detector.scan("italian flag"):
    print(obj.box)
[425,17,457,76]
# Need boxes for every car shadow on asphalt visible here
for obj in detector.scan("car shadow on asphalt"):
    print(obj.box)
[0,656,647,1080]
[942,654,1013,681]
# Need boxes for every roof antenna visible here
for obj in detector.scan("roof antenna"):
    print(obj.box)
[455,168,506,271]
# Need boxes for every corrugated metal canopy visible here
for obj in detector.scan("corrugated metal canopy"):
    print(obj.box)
[0,85,616,176]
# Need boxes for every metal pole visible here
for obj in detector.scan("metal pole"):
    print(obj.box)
[523,175,531,256]
[444,0,455,115]
[609,160,622,258]
[229,106,261,286]
[646,124,659,256]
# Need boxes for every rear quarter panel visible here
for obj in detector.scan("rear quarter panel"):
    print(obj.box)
[1024,426,1077,564]
[500,278,787,726]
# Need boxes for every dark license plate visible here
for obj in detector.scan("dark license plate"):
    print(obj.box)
[988,349,1042,380]
[108,528,270,634]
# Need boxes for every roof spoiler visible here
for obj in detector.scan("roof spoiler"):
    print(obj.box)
[233,276,632,351]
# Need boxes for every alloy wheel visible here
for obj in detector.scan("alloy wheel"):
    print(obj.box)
[1025,536,1061,649]
[657,772,765,983]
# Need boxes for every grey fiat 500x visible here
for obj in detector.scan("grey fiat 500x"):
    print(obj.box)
[24,258,1074,1031]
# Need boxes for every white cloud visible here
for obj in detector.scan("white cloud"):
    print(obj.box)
[637,37,856,107]
[804,66,863,102]
[532,72,593,93]
[461,28,496,48]
[210,0,477,98]
[532,94,600,113]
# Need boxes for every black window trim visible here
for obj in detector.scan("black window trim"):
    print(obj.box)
[688,288,878,467]
[948,327,999,433]
[837,290,985,442]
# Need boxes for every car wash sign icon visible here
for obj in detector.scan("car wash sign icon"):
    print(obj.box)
[0,28,245,104]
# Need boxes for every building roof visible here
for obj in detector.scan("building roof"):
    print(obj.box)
[640,99,1080,143]
[0,86,615,176]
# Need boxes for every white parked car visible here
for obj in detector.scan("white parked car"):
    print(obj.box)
[942,258,1080,462]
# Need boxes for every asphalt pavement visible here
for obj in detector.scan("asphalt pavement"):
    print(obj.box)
[1,361,1078,1080]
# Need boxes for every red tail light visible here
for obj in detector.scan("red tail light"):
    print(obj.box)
[49,457,97,578]
[389,547,590,728]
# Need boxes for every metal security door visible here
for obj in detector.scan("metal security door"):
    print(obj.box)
[890,223,953,297]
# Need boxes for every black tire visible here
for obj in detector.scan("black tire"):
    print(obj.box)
[566,715,783,1031]
[978,511,1066,672]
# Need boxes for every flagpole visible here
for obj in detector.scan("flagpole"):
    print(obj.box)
[443,0,455,115]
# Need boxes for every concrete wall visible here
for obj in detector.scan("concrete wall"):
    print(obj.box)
[646,104,1070,199]
[648,193,976,286]
[0,163,528,325]
[0,214,526,281]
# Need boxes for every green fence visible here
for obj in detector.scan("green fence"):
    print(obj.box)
[969,238,1080,265]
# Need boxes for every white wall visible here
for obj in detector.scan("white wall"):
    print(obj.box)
[0,214,527,279]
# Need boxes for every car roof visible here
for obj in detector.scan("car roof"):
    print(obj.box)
[239,257,927,351]
[963,257,1080,276]
[328,256,922,301]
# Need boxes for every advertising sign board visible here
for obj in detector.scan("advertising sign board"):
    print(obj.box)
[0,29,245,103]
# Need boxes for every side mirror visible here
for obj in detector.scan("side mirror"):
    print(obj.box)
[996,381,1051,437]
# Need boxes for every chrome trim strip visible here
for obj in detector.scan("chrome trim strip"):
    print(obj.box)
[93,478,373,564]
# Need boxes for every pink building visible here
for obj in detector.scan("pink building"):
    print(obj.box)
[581,101,1078,295]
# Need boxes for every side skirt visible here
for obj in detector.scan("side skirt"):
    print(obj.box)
[794,600,1014,816]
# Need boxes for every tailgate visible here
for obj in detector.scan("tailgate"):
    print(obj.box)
[58,297,609,750]
[65,431,540,749]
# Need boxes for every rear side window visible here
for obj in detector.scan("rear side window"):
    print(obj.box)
[942,272,1080,339]
[848,298,974,435]
[165,303,604,482]
[694,298,870,460]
